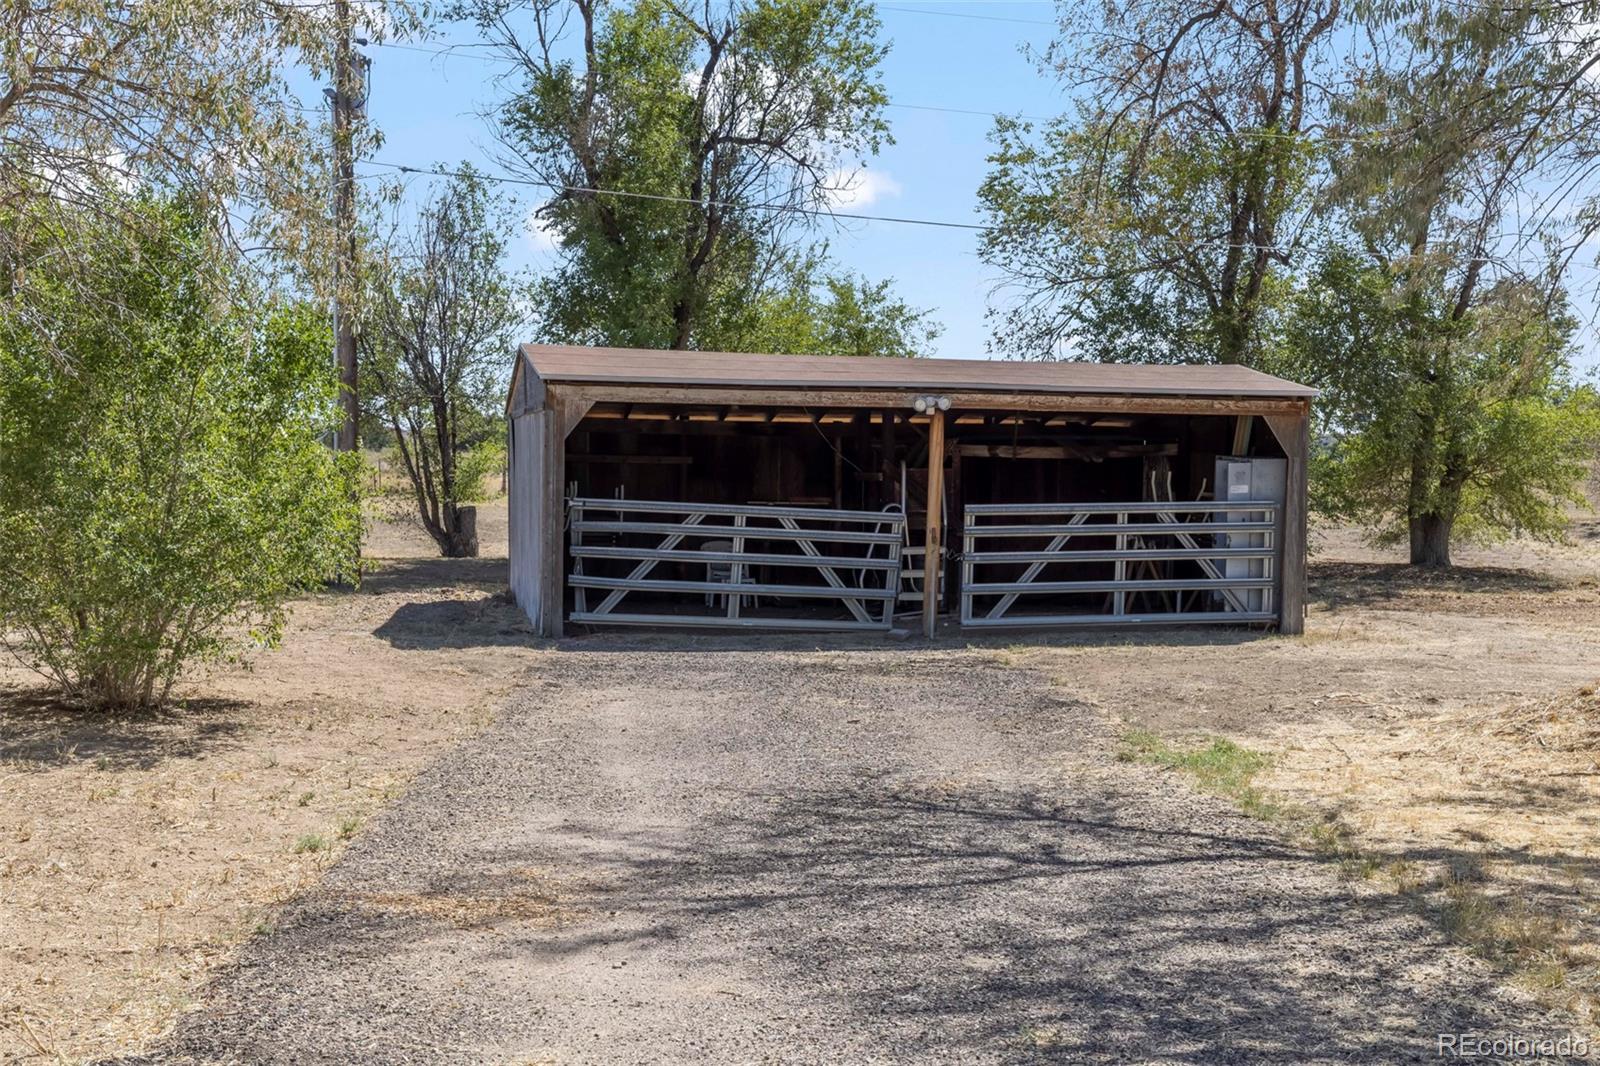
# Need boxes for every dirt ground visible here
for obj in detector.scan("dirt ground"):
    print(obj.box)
[0,502,544,1063]
[4,497,1600,1060]
[1009,508,1600,1027]
[163,645,1533,1065]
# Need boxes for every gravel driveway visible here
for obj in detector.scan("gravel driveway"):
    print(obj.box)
[159,638,1534,1064]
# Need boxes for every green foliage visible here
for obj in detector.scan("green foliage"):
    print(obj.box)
[361,168,525,556]
[978,0,1337,364]
[1295,0,1600,564]
[981,118,1316,363]
[703,251,941,357]
[0,197,360,710]
[1119,730,1281,820]
[293,833,328,855]
[454,436,508,503]
[466,0,934,354]
[1273,253,1600,553]
[0,1,425,351]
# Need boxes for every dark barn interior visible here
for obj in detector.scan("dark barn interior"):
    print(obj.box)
[559,401,1286,627]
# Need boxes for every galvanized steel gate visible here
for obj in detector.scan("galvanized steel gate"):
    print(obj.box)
[567,498,905,632]
[959,501,1280,629]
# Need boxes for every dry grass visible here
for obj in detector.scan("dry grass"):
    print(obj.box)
[1016,505,1600,1035]
[0,501,549,1063]
[1121,721,1600,1026]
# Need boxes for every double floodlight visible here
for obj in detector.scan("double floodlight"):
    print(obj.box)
[912,394,951,414]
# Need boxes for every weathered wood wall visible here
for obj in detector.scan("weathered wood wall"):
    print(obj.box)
[508,408,547,628]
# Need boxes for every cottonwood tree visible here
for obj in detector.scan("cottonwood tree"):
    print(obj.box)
[455,0,929,352]
[0,195,359,709]
[706,250,942,357]
[979,0,1341,362]
[361,169,526,558]
[1279,0,1600,566]
[1276,255,1600,567]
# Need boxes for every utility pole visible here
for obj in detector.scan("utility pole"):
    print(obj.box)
[328,0,367,453]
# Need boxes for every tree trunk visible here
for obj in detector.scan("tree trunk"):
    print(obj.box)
[1408,511,1452,568]
[670,296,694,350]
[441,504,479,558]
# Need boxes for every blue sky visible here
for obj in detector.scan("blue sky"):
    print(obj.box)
[313,1,1600,372]
[329,1,1063,359]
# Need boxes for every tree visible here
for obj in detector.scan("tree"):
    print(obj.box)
[361,169,526,558]
[457,0,921,352]
[702,250,941,357]
[0,196,359,709]
[1346,0,1600,275]
[978,0,1339,363]
[1274,253,1600,567]
[0,0,421,357]
[1290,0,1600,566]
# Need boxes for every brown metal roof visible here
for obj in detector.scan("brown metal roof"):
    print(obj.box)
[519,344,1316,399]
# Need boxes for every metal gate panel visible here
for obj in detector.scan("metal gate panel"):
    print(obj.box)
[960,501,1280,629]
[568,498,904,632]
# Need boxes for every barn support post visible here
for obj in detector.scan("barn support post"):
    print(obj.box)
[923,408,946,639]
[1264,405,1310,635]
[537,391,571,638]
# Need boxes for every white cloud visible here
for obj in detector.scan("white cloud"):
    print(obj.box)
[525,205,559,253]
[824,168,902,210]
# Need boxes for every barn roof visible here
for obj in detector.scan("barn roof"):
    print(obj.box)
[517,344,1316,400]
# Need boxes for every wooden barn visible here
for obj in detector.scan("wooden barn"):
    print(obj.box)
[506,344,1315,639]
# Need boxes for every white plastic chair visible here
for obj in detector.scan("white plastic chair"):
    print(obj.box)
[702,539,735,607]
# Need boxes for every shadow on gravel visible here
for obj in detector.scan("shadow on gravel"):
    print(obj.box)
[152,655,1520,1065]
[552,625,1270,657]
[159,784,1515,1064]
[447,784,1503,1063]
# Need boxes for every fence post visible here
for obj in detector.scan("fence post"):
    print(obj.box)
[728,513,746,619]
[922,410,946,639]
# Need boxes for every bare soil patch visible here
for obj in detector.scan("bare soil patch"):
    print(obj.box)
[1015,521,1600,1030]
[0,500,545,1063]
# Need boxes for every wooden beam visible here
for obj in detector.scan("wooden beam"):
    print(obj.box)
[567,453,693,465]
[559,384,1309,418]
[923,408,946,639]
[561,398,595,438]
[1263,405,1309,636]
[952,442,1179,460]
[1231,414,1254,454]
[538,392,569,638]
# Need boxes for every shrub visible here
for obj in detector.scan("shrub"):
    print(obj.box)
[454,436,507,503]
[0,196,359,710]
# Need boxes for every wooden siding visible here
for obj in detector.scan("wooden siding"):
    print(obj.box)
[508,409,547,628]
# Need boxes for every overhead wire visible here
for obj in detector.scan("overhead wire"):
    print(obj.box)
[357,159,1339,255]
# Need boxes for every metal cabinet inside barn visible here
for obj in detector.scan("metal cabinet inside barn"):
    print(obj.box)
[507,345,1315,639]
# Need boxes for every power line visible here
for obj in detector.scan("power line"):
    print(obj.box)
[359,158,1334,256]
[360,159,992,230]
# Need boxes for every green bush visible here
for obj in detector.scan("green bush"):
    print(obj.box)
[454,436,507,503]
[0,197,359,710]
